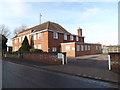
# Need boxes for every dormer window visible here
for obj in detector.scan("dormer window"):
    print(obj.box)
[53,32,58,39]
[70,35,73,41]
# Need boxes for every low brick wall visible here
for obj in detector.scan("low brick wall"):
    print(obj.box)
[109,52,120,71]
[23,52,62,64]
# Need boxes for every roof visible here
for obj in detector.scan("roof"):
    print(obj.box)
[19,21,71,34]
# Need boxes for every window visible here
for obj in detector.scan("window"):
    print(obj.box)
[34,45,36,49]
[15,39,18,43]
[64,34,67,40]
[85,45,87,51]
[53,32,58,39]
[38,44,41,49]
[76,45,80,51]
[19,37,21,42]
[88,45,90,50]
[27,35,29,40]
[76,36,79,41]
[22,36,25,41]
[15,46,18,51]
[81,45,84,51]
[33,34,36,40]
[99,46,101,50]
[38,33,41,39]
[96,46,98,50]
[52,47,57,52]
[70,35,73,41]
[66,45,70,52]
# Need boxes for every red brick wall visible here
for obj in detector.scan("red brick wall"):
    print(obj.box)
[23,53,62,64]
[109,53,120,71]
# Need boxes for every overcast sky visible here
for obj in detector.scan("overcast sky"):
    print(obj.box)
[0,0,118,46]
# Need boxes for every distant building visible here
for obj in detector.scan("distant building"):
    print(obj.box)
[12,21,102,57]
[102,45,120,54]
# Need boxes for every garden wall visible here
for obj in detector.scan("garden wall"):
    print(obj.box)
[23,52,62,64]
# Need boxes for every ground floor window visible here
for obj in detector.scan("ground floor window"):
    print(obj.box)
[81,45,84,51]
[88,45,90,50]
[66,45,70,52]
[38,44,41,49]
[85,45,87,51]
[52,47,57,52]
[76,45,80,51]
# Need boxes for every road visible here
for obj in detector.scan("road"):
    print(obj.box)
[2,60,118,88]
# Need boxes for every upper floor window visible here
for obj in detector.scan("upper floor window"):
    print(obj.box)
[76,36,79,41]
[15,39,17,43]
[53,32,58,39]
[27,35,29,40]
[22,36,25,41]
[33,34,36,40]
[70,35,73,41]
[64,34,67,40]
[38,33,41,39]
[19,37,21,42]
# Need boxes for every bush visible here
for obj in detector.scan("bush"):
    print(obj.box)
[30,49,43,53]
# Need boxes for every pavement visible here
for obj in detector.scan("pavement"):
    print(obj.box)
[3,54,120,84]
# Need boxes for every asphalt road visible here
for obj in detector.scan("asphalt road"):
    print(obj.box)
[2,60,118,88]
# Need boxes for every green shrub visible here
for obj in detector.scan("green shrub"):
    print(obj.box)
[19,36,31,52]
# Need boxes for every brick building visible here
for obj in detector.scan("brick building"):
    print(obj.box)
[12,21,102,57]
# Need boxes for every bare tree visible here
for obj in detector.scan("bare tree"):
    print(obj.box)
[14,24,27,35]
[0,24,11,37]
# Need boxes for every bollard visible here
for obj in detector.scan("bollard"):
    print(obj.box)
[108,55,111,70]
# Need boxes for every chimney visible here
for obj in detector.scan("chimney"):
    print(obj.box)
[77,27,82,36]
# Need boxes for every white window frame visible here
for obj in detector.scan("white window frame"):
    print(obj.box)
[15,39,17,43]
[76,45,80,51]
[66,45,70,52]
[85,45,87,51]
[27,35,29,40]
[96,46,98,50]
[38,33,41,39]
[52,47,57,52]
[76,36,79,41]
[19,37,21,42]
[70,35,73,41]
[38,44,41,49]
[88,45,90,50]
[64,34,67,40]
[33,34,36,40]
[34,45,36,49]
[81,45,84,51]
[53,32,58,39]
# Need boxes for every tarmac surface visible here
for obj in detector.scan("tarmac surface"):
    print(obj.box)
[2,54,120,88]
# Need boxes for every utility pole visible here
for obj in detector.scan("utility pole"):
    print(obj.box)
[40,13,42,24]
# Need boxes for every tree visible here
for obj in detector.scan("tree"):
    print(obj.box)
[14,24,27,35]
[19,36,31,52]
[0,24,10,37]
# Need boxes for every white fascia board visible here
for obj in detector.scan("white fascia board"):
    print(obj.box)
[12,29,48,39]
[61,42,76,45]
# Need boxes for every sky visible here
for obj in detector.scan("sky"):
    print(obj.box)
[0,0,118,46]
